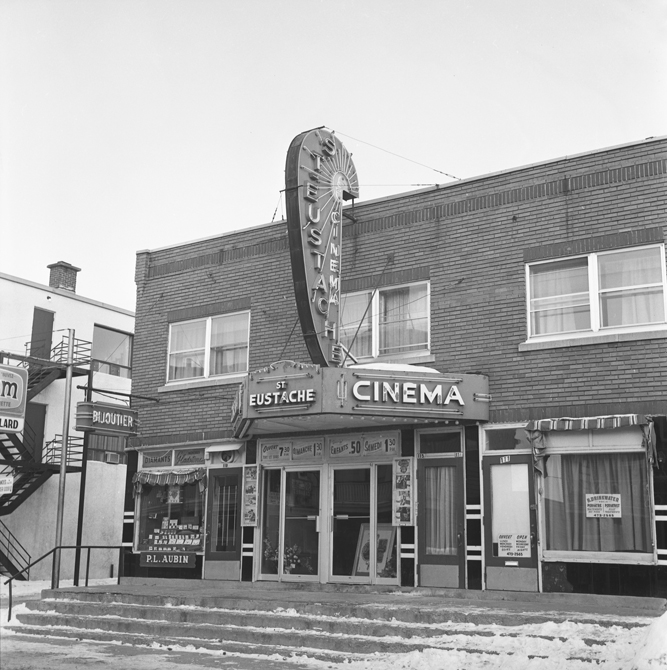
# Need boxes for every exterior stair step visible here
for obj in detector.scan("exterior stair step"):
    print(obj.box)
[5,584,658,665]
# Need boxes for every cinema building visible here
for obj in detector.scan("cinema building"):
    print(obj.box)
[123,134,667,599]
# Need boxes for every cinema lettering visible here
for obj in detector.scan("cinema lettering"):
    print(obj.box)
[249,388,316,407]
[352,380,465,407]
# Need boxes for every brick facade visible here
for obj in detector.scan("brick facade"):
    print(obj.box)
[131,137,667,445]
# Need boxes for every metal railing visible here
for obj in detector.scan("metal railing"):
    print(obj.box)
[42,435,84,467]
[3,544,124,621]
[0,520,31,580]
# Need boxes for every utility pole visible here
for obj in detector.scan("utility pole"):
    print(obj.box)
[73,367,92,586]
[52,329,74,590]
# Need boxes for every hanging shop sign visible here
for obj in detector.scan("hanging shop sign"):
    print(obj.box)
[0,364,28,434]
[285,128,359,367]
[235,363,490,437]
[75,401,138,436]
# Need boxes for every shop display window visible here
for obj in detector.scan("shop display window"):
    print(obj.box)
[543,452,651,555]
[137,481,204,552]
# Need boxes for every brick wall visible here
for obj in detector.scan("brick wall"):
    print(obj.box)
[132,137,667,444]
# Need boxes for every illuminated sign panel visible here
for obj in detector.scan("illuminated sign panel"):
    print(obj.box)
[285,128,359,367]
[235,363,489,435]
[0,364,28,434]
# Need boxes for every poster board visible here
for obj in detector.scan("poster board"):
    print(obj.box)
[352,523,396,576]
[241,465,259,526]
[392,458,415,526]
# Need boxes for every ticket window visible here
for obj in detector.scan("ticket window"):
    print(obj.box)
[137,481,204,552]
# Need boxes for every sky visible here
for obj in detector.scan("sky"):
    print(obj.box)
[1,0,666,313]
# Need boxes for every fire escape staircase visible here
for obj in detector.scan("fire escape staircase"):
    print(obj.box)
[0,335,91,519]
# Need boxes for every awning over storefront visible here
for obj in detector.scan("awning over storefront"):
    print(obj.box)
[231,360,490,438]
[525,414,657,473]
[132,468,207,495]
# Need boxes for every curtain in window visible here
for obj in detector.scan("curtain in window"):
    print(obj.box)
[169,321,206,380]
[424,465,456,556]
[379,285,428,355]
[544,452,650,553]
[598,247,665,327]
[530,259,590,335]
[340,292,372,357]
[210,314,248,375]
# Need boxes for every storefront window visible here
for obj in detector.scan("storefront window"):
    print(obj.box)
[137,481,204,552]
[544,452,651,554]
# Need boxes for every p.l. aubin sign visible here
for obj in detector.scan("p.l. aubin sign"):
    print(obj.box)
[75,401,138,437]
[0,364,28,434]
[285,128,359,367]
[238,363,490,429]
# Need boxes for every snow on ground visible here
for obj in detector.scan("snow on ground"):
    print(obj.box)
[1,580,666,669]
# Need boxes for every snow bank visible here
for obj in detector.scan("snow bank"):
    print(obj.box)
[627,610,667,669]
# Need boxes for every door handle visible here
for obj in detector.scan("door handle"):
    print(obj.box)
[457,532,463,547]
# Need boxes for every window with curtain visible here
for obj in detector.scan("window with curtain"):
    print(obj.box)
[167,311,250,381]
[424,464,457,556]
[543,452,651,554]
[528,244,666,339]
[340,282,429,360]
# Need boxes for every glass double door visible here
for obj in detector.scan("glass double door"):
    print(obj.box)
[259,464,398,584]
[330,465,397,583]
[260,469,321,579]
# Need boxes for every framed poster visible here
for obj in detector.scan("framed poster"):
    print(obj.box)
[242,465,259,526]
[352,523,396,576]
[392,458,415,526]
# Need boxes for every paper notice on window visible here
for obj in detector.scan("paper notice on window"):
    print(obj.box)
[497,533,531,558]
[585,494,621,518]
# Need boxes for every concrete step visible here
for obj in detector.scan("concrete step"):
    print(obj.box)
[6,587,653,665]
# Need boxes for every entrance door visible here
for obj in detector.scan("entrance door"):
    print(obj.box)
[260,469,320,580]
[330,465,399,584]
[482,453,538,591]
[204,468,242,580]
[417,430,466,588]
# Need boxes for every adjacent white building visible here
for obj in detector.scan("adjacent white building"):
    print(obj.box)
[0,262,134,580]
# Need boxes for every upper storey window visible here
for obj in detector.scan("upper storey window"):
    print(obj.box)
[527,245,667,340]
[92,325,133,378]
[340,282,430,360]
[167,311,250,382]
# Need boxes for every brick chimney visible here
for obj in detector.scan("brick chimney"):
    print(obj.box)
[47,261,81,293]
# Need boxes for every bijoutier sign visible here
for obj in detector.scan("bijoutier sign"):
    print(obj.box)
[236,361,489,431]
[75,401,138,436]
[285,128,359,367]
[0,364,28,434]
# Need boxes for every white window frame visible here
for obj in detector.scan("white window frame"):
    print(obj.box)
[538,428,656,566]
[525,243,667,345]
[166,311,250,383]
[341,281,431,362]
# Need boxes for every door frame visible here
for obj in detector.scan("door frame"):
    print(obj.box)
[258,465,323,583]
[482,452,538,589]
[204,467,243,563]
[416,427,466,589]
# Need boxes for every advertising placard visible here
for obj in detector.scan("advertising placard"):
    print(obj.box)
[497,533,531,558]
[586,494,622,518]
[0,364,28,434]
[242,465,259,526]
[392,458,415,526]
[0,473,13,496]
